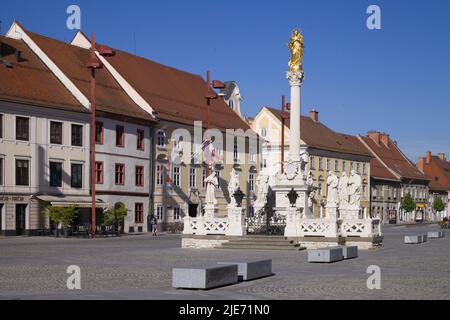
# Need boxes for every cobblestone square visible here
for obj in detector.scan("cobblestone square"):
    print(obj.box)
[0,224,449,300]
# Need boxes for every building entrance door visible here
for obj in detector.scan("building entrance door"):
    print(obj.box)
[15,204,27,236]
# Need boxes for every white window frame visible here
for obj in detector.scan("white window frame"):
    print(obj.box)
[249,173,255,192]
[189,167,196,189]
[156,205,165,221]
[172,166,181,187]
[156,129,166,147]
[156,163,164,186]
[173,206,181,221]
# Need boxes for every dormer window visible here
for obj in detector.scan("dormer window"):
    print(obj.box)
[229,100,234,110]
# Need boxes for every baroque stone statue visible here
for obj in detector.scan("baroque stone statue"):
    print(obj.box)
[255,174,270,208]
[326,171,339,206]
[338,172,350,207]
[228,168,240,207]
[204,170,219,206]
[348,170,362,207]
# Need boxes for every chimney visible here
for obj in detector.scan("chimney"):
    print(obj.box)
[380,133,390,147]
[368,131,381,144]
[426,151,432,164]
[309,109,319,122]
[438,153,446,161]
[417,157,425,172]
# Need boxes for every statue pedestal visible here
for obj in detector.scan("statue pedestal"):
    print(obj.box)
[285,206,301,237]
[204,204,218,219]
[226,206,246,236]
[339,206,361,220]
[325,204,339,220]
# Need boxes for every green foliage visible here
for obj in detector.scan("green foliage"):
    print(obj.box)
[47,205,79,228]
[103,202,128,225]
[401,193,416,213]
[433,197,445,213]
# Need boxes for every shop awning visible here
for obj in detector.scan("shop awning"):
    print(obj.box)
[34,195,109,208]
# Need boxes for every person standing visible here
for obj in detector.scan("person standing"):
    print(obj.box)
[150,215,158,237]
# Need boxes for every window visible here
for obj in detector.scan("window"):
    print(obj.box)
[173,166,181,187]
[156,164,164,186]
[173,207,181,221]
[363,163,367,175]
[249,173,255,192]
[202,167,206,189]
[95,162,104,184]
[356,163,361,174]
[135,166,144,187]
[335,160,339,172]
[135,203,144,224]
[71,164,83,188]
[326,159,331,171]
[0,114,3,139]
[16,159,29,186]
[189,167,196,188]
[95,122,103,144]
[115,164,125,185]
[137,129,145,150]
[157,130,166,147]
[16,117,29,141]
[156,205,164,221]
[229,100,234,110]
[318,158,323,171]
[71,124,83,147]
[350,162,354,172]
[342,161,346,173]
[310,157,315,170]
[0,158,3,185]
[116,126,125,147]
[49,162,62,187]
[318,183,323,196]
[50,121,62,145]
[260,128,267,138]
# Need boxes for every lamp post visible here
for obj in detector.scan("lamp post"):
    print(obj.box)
[204,70,226,177]
[86,33,103,238]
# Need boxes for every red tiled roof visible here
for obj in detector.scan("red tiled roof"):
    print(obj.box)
[266,107,371,157]
[102,48,251,131]
[422,156,450,192]
[25,31,154,122]
[360,135,429,181]
[0,36,85,112]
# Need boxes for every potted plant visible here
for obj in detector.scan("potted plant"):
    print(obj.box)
[103,202,128,236]
[47,205,79,238]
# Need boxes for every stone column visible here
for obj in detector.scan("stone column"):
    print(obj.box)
[287,71,304,163]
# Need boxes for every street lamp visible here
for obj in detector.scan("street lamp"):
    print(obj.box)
[287,188,299,207]
[204,70,226,177]
[233,188,245,208]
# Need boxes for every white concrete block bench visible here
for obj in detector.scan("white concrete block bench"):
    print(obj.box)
[308,247,344,263]
[405,235,427,244]
[428,231,445,239]
[172,264,238,289]
[340,246,358,259]
[217,260,273,281]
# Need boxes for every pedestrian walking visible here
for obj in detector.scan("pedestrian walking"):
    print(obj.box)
[150,215,158,237]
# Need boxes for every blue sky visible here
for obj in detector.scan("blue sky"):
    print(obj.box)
[1,0,449,161]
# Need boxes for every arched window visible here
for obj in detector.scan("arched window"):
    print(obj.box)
[229,100,234,110]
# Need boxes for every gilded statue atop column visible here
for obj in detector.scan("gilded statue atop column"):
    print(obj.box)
[288,28,304,72]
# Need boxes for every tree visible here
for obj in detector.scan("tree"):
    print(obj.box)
[432,197,445,213]
[103,202,128,228]
[47,205,79,237]
[401,193,416,214]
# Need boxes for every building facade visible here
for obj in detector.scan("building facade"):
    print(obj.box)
[417,151,450,221]
[0,35,91,236]
[357,131,430,224]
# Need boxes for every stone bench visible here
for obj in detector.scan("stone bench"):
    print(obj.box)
[172,264,238,289]
[308,247,344,263]
[217,260,273,281]
[422,234,428,243]
[340,246,358,259]
[428,231,445,239]
[405,235,425,244]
